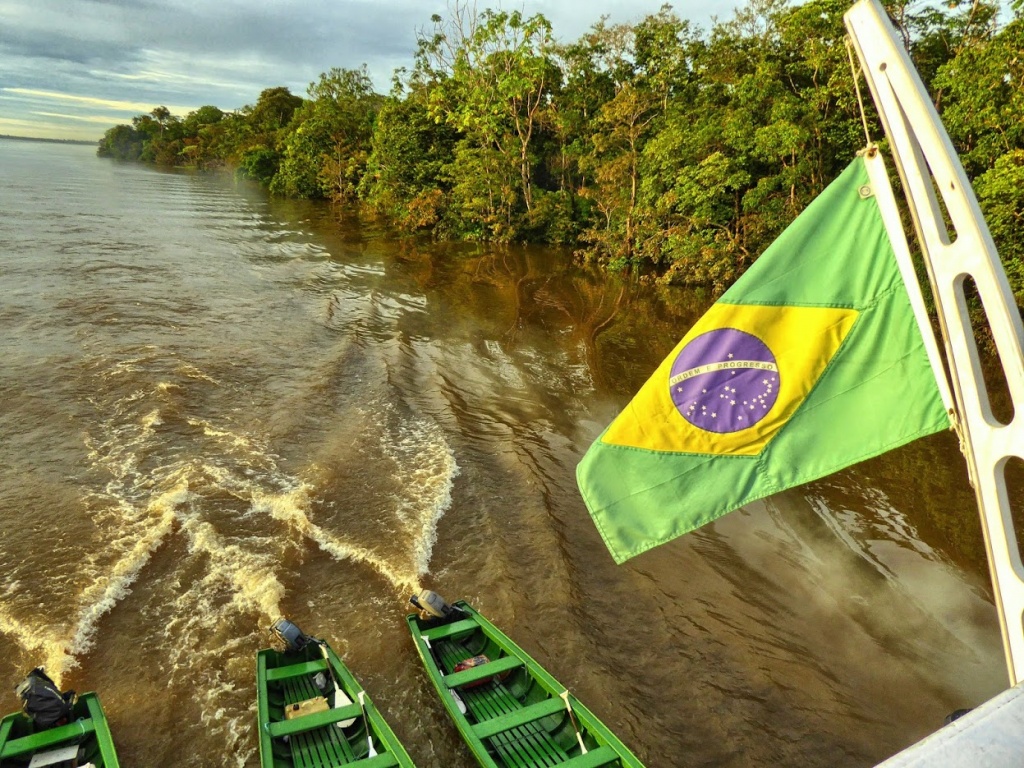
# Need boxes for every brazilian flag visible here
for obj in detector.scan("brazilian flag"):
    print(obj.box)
[577,157,951,564]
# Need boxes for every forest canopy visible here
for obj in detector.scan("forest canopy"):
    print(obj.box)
[97,0,1024,299]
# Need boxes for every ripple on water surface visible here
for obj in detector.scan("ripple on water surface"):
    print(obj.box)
[0,140,1007,768]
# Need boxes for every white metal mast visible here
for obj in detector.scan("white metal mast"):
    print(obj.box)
[845,0,1024,685]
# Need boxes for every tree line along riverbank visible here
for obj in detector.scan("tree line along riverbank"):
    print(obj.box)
[97,0,1024,299]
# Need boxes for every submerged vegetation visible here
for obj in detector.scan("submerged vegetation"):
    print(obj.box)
[97,0,1024,297]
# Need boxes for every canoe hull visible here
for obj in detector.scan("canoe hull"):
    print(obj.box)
[0,692,120,768]
[256,637,415,768]
[407,601,646,768]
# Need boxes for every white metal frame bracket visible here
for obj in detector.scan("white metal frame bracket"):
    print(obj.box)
[846,0,1024,685]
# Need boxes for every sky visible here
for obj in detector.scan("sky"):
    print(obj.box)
[0,0,744,142]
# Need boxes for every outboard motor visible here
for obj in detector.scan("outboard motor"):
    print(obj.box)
[410,590,462,626]
[15,668,74,729]
[271,618,312,652]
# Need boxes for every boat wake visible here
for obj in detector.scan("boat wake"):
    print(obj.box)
[0,476,184,685]
[1,354,458,764]
[266,500,421,592]
[267,398,459,592]
[373,398,459,581]
[60,482,182,679]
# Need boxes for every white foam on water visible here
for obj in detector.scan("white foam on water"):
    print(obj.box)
[176,362,221,385]
[30,367,288,692]
[143,463,302,764]
[375,405,460,578]
[0,607,66,665]
[100,358,144,379]
[141,408,163,433]
[261,489,422,593]
[187,417,258,454]
[13,350,457,754]
[44,377,196,684]
[178,509,285,620]
[160,610,260,768]
[52,480,185,682]
[2,475,189,686]
[272,400,459,591]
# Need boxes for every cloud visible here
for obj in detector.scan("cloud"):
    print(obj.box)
[0,0,742,139]
[0,116,98,141]
[32,111,141,124]
[3,87,194,115]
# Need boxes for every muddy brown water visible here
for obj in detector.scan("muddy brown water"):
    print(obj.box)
[0,139,1007,767]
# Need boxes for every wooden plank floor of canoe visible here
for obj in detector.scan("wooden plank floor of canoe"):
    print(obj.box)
[281,672,357,767]
[436,640,570,767]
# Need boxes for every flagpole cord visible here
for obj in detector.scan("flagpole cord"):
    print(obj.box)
[846,37,874,149]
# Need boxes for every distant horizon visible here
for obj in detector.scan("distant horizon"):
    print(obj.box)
[0,133,96,145]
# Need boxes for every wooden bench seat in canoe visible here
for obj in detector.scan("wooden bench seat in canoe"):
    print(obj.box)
[268,662,398,767]
[435,638,599,767]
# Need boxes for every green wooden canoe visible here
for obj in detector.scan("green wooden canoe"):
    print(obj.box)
[406,597,646,768]
[257,626,416,768]
[0,692,120,768]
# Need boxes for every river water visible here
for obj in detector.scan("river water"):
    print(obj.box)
[0,138,1010,767]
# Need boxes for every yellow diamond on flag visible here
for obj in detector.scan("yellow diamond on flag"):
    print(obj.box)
[577,156,952,563]
[602,302,859,456]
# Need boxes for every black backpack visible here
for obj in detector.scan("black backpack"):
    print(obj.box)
[15,668,75,729]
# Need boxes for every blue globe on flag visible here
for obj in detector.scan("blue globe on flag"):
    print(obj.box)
[669,328,780,434]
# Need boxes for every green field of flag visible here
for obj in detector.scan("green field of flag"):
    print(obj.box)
[577,157,951,564]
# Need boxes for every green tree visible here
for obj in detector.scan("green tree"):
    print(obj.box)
[246,87,304,133]
[182,105,224,134]
[934,17,1024,175]
[576,7,695,268]
[150,105,173,135]
[231,87,304,183]
[884,0,1000,94]
[92,0,1024,297]
[581,82,661,266]
[975,151,1024,302]
[97,124,144,160]
[360,86,458,231]
[272,67,381,199]
[931,16,1024,300]
[632,0,867,288]
[416,3,557,237]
